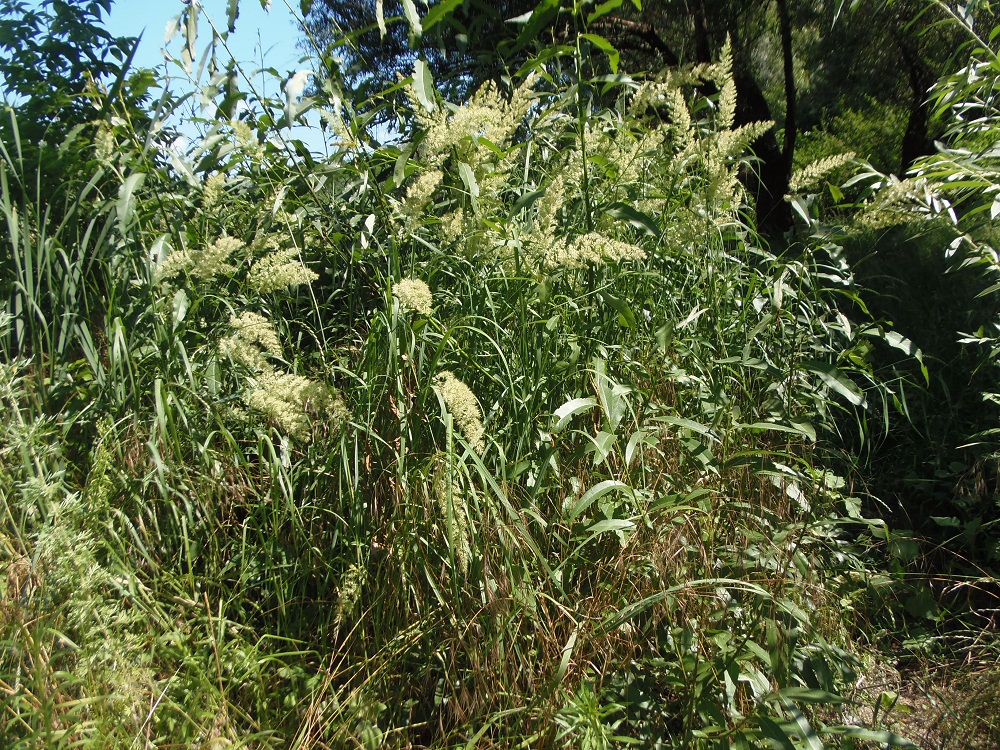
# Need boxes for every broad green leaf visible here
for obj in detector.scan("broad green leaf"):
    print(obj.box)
[801,360,866,407]
[656,415,714,438]
[555,626,578,682]
[165,16,180,45]
[787,707,824,750]
[568,480,632,520]
[862,326,928,384]
[457,162,479,198]
[375,0,386,37]
[510,189,546,216]
[401,0,422,42]
[770,687,845,704]
[172,289,189,326]
[412,59,436,112]
[600,291,636,329]
[182,5,198,71]
[587,0,623,23]
[116,173,145,234]
[586,518,635,536]
[756,716,795,750]
[503,0,560,57]
[423,0,463,30]
[742,421,816,442]
[226,0,239,33]
[580,33,620,73]
[824,726,916,747]
[457,161,479,213]
[588,430,617,466]
[551,397,598,433]
[604,201,659,235]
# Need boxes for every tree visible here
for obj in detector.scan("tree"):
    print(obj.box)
[0,0,152,201]
[300,0,978,231]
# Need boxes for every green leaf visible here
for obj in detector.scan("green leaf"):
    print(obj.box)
[551,397,598,433]
[226,0,239,33]
[423,0,463,30]
[800,360,866,407]
[412,60,436,113]
[580,33,620,73]
[116,173,145,235]
[771,687,845,704]
[502,0,560,57]
[587,0,624,24]
[656,415,714,438]
[568,480,632,521]
[600,291,636,329]
[182,4,198,72]
[586,518,635,536]
[375,0,387,37]
[741,421,816,442]
[555,626,578,682]
[401,0,422,42]
[824,726,917,747]
[510,189,546,216]
[457,161,480,212]
[862,326,928,384]
[172,289,189,326]
[787,707,824,750]
[756,716,795,750]
[603,202,659,236]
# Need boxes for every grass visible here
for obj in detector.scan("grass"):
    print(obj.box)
[1,1,1000,747]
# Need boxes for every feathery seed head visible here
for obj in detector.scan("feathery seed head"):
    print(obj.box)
[433,371,485,452]
[393,278,434,315]
[248,247,318,293]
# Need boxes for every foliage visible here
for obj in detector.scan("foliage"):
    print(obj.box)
[1,0,999,747]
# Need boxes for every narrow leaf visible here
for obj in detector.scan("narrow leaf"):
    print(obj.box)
[801,360,866,407]
[587,0,624,24]
[401,0,422,42]
[423,0,462,30]
[756,716,795,750]
[412,60,436,112]
[604,202,659,235]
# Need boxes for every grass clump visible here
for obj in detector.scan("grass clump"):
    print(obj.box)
[2,0,1000,747]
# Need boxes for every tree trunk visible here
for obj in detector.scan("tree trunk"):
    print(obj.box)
[730,24,792,232]
[899,40,936,174]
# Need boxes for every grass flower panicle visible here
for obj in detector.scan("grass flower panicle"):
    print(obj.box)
[433,472,471,575]
[248,247,318,294]
[246,372,348,441]
[219,312,283,372]
[201,172,227,208]
[405,169,444,211]
[433,371,485,452]
[229,312,282,357]
[790,152,856,193]
[155,236,242,283]
[546,232,646,270]
[393,278,434,315]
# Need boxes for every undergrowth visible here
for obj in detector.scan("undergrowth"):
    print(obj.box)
[1,0,999,747]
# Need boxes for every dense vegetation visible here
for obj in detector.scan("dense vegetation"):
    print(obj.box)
[1,0,999,746]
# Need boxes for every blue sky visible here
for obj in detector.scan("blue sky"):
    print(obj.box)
[105,0,309,75]
[102,0,334,150]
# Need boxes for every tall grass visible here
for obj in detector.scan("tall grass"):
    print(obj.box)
[1,1,969,747]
